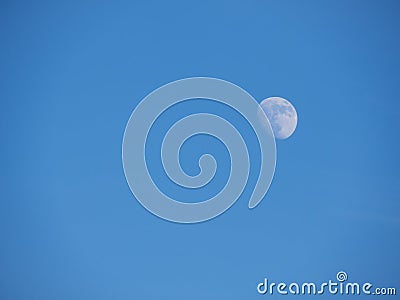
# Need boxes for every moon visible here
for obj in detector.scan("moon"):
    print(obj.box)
[260,97,298,140]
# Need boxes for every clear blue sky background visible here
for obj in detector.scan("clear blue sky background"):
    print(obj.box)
[1,1,399,299]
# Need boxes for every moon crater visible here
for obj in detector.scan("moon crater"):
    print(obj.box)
[260,97,298,140]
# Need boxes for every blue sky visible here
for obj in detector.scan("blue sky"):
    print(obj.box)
[1,0,399,299]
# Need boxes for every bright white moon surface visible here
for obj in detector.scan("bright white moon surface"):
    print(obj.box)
[260,97,298,140]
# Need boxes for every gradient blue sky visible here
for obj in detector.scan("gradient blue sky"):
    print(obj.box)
[1,1,399,299]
